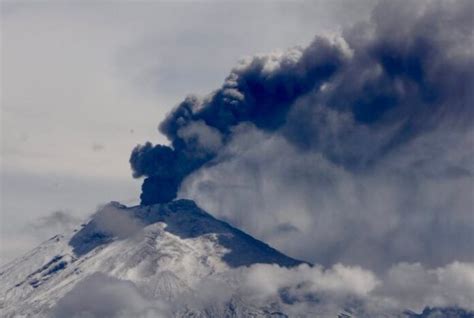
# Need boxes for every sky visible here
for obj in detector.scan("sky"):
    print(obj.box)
[1,1,474,315]
[0,1,376,265]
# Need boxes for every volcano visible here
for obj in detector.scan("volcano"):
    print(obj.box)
[0,200,304,317]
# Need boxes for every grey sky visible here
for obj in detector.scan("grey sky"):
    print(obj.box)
[0,1,375,264]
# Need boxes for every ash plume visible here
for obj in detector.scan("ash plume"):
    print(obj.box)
[130,34,347,205]
[129,0,474,272]
[131,0,473,206]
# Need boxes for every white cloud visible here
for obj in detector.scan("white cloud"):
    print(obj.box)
[378,262,474,312]
[211,261,474,315]
[92,203,143,239]
[53,273,170,318]
[56,261,472,317]
[241,263,378,299]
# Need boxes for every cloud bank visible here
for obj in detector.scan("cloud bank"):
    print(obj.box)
[53,261,474,317]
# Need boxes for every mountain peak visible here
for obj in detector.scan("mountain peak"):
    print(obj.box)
[70,199,303,268]
[1,199,303,317]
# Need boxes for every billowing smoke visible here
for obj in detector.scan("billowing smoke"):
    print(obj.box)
[130,34,348,204]
[131,0,472,205]
[131,0,473,270]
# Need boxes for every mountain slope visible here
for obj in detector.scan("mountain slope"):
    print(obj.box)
[3,200,470,318]
[0,199,303,317]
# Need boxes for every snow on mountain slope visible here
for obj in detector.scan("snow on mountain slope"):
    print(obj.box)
[0,199,303,317]
[3,200,472,318]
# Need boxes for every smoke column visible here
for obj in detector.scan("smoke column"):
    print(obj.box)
[130,0,473,206]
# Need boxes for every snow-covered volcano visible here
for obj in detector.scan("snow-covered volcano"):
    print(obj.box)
[2,200,472,318]
[0,199,303,317]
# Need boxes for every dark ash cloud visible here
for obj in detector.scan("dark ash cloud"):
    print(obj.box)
[131,0,473,205]
[131,0,474,272]
[130,36,348,205]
